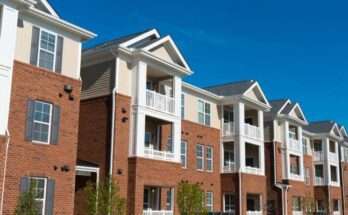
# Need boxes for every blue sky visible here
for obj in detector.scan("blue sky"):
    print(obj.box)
[51,0,348,126]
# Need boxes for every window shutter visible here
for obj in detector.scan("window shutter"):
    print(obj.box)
[25,100,35,141]
[51,106,60,145]
[45,179,55,215]
[20,177,29,196]
[30,27,40,65]
[55,36,64,73]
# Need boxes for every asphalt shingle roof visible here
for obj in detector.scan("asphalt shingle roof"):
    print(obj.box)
[266,99,289,116]
[204,80,255,97]
[304,121,336,134]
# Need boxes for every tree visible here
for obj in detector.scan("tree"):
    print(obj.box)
[84,177,127,215]
[177,181,208,215]
[14,181,39,215]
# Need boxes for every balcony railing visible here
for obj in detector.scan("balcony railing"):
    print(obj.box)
[223,163,236,173]
[292,211,303,215]
[143,210,173,215]
[223,122,235,136]
[144,147,174,161]
[245,166,262,175]
[244,123,262,140]
[314,177,324,185]
[333,211,340,215]
[289,173,303,181]
[329,152,338,162]
[246,211,262,215]
[331,181,340,187]
[146,90,175,114]
[314,151,324,161]
[289,138,301,152]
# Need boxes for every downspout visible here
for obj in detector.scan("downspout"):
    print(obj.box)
[0,129,10,215]
[239,170,242,214]
[109,49,119,177]
[341,162,346,215]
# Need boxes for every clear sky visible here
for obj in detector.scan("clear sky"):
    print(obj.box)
[51,0,348,126]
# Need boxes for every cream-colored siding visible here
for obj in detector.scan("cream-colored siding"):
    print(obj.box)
[274,120,282,143]
[117,58,132,96]
[15,15,81,79]
[245,88,259,102]
[182,87,220,129]
[150,46,175,64]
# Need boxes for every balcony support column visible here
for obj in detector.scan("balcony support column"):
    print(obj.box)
[172,120,181,162]
[136,61,147,107]
[133,112,146,157]
[283,121,290,179]
[234,102,245,172]
[173,76,181,118]
[258,110,264,141]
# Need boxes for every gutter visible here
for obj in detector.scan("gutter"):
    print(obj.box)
[0,129,10,215]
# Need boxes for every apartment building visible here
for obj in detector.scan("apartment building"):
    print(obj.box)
[0,0,95,214]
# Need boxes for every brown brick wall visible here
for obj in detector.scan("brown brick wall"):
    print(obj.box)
[0,135,6,206]
[341,162,348,213]
[2,61,81,214]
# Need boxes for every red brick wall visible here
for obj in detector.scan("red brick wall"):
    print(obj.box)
[0,135,6,206]
[341,162,348,213]
[2,61,81,214]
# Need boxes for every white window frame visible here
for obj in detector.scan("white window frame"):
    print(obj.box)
[196,144,204,171]
[305,167,310,185]
[181,141,187,169]
[292,196,301,211]
[181,93,185,119]
[333,200,340,212]
[198,99,211,126]
[29,177,47,215]
[224,193,235,213]
[206,146,213,172]
[32,101,52,144]
[206,192,213,212]
[302,137,308,154]
[224,150,235,166]
[37,27,57,71]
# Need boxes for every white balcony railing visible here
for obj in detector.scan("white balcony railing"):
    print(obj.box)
[314,177,324,185]
[146,90,175,114]
[223,163,236,173]
[245,166,262,175]
[289,138,301,152]
[246,211,262,215]
[143,210,173,215]
[329,152,338,162]
[331,181,340,187]
[314,151,324,161]
[223,122,235,136]
[333,211,340,215]
[292,211,303,215]
[289,173,303,181]
[144,147,174,161]
[244,123,262,140]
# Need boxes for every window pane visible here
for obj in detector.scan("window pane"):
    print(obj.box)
[181,141,187,168]
[198,112,204,124]
[39,50,54,70]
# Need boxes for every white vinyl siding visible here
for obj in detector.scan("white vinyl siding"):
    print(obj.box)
[181,93,185,119]
[38,29,57,71]
[206,146,213,172]
[33,101,52,144]
[196,144,204,171]
[198,100,211,126]
[181,141,187,168]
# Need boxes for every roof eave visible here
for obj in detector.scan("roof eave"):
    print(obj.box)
[182,82,222,101]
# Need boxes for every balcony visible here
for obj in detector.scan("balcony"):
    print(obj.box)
[245,166,262,175]
[289,138,301,153]
[329,152,338,163]
[246,211,262,215]
[146,90,174,114]
[223,163,236,173]
[244,123,262,140]
[223,122,235,136]
[292,212,303,215]
[333,211,340,215]
[144,147,174,161]
[289,173,303,181]
[143,210,173,215]
[314,151,324,161]
[314,177,324,185]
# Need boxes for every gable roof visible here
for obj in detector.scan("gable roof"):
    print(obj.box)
[267,99,290,116]
[34,0,60,17]
[204,80,256,97]
[304,121,338,134]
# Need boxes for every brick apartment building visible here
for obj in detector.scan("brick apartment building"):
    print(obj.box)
[1,1,348,215]
[0,0,95,214]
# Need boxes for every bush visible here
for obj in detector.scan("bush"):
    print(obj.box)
[177,181,208,215]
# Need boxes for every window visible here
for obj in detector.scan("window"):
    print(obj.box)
[143,188,150,209]
[247,194,261,211]
[302,138,308,154]
[144,132,152,148]
[224,150,234,167]
[305,167,310,185]
[330,141,336,153]
[289,125,297,140]
[292,197,301,211]
[245,117,253,125]
[314,140,322,151]
[206,146,213,172]
[206,192,213,212]
[223,109,234,123]
[224,194,235,212]
[38,30,56,71]
[33,101,52,143]
[344,148,348,162]
[317,200,325,212]
[29,177,47,215]
[167,138,173,153]
[181,141,187,168]
[198,100,211,126]
[165,188,174,210]
[196,144,204,171]
[146,80,153,90]
[267,200,275,215]
[331,165,338,182]
[181,94,185,118]
[333,200,339,212]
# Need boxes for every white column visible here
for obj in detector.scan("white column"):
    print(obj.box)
[258,110,264,141]
[284,121,289,148]
[173,76,182,118]
[172,120,181,162]
[134,112,146,157]
[298,127,303,150]
[234,102,245,172]
[283,121,290,179]
[136,61,147,107]
[260,144,265,175]
[221,142,224,172]
[324,138,330,185]
[0,4,18,135]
